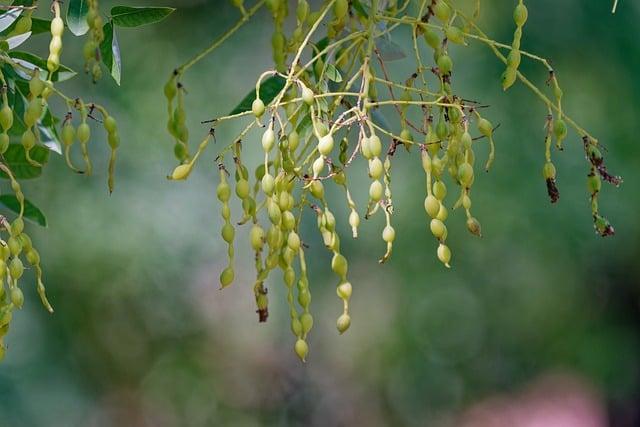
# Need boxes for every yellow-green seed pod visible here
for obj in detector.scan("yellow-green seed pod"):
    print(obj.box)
[382,225,396,243]
[11,287,23,309]
[0,105,13,131]
[252,98,265,118]
[337,281,352,300]
[294,338,309,362]
[318,134,334,156]
[220,267,234,288]
[9,257,24,279]
[514,3,529,27]
[433,1,451,22]
[430,219,447,240]
[437,244,452,267]
[477,118,493,137]
[445,26,465,45]
[336,313,351,334]
[424,195,440,218]
[437,54,453,75]
[170,163,193,180]
[262,128,276,152]
[369,180,383,201]
[369,135,382,157]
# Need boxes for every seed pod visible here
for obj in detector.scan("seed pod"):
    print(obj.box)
[0,105,13,131]
[514,3,529,27]
[445,26,465,45]
[10,288,23,309]
[430,219,447,240]
[437,244,452,268]
[466,217,482,237]
[437,54,453,75]
[318,134,334,156]
[423,27,440,49]
[336,313,351,334]
[424,195,440,218]
[294,338,308,362]
[170,163,193,180]
[252,98,265,118]
[433,1,452,22]
[369,180,383,201]
[220,267,234,288]
[369,135,382,157]
[9,257,24,279]
[477,118,493,137]
[262,128,276,152]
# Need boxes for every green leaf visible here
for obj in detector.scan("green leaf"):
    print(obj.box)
[99,22,121,85]
[110,6,175,27]
[0,195,47,227]
[67,0,90,36]
[325,64,343,83]
[351,0,369,18]
[30,18,52,35]
[229,75,286,115]
[0,144,49,180]
[8,51,77,82]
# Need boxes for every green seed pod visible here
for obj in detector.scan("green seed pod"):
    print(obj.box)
[433,180,447,200]
[261,173,275,195]
[9,257,24,279]
[235,179,250,199]
[0,105,13,131]
[25,248,39,266]
[297,0,309,23]
[171,163,193,180]
[437,243,452,267]
[514,3,529,27]
[77,123,91,144]
[437,54,453,75]
[11,287,23,309]
[61,122,75,146]
[11,218,24,236]
[554,119,568,141]
[29,75,45,98]
[282,211,296,231]
[310,180,324,199]
[337,281,352,300]
[250,224,265,251]
[7,236,21,256]
[423,27,440,49]
[382,225,396,243]
[542,162,556,180]
[301,86,314,105]
[262,128,275,152]
[336,313,351,334]
[268,200,282,224]
[507,50,521,68]
[445,26,465,45]
[369,157,384,179]
[477,118,493,137]
[51,17,64,37]
[433,1,452,22]
[104,116,117,134]
[108,132,120,149]
[294,338,309,362]
[587,174,602,194]
[430,218,447,240]
[436,204,448,221]
[458,163,474,187]
[318,134,334,156]
[220,267,234,288]
[502,67,517,90]
[287,231,301,251]
[369,180,383,201]
[25,98,43,127]
[424,195,440,218]
[221,223,235,243]
[462,194,472,210]
[164,77,177,102]
[252,98,265,118]
[369,135,382,157]
[288,131,300,152]
[331,253,348,278]
[217,181,231,202]
[300,312,313,334]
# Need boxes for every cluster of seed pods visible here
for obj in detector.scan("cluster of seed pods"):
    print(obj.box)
[0,0,124,361]
[0,168,52,361]
[166,0,621,361]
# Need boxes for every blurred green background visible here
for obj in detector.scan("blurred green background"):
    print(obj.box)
[1,1,639,426]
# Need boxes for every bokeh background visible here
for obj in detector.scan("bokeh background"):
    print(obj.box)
[1,1,639,426]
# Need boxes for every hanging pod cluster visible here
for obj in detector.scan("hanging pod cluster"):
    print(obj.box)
[0,0,176,361]
[166,0,622,361]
